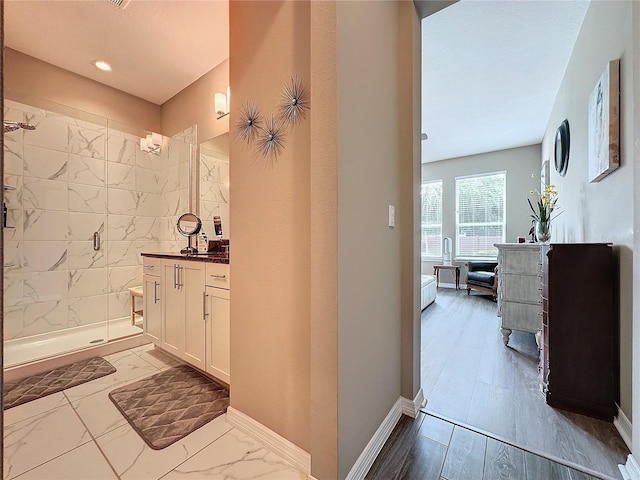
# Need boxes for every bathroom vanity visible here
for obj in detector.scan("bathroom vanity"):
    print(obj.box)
[142,252,230,384]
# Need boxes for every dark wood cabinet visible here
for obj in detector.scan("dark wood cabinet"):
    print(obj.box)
[541,243,618,421]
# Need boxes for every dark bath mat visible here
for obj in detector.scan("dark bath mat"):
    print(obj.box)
[108,364,229,450]
[4,356,116,410]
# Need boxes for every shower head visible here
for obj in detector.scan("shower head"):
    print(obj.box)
[3,121,36,133]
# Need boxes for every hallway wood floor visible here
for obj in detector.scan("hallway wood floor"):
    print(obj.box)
[419,288,628,479]
[366,412,609,480]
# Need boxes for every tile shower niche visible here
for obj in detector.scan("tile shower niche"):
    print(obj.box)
[3,97,193,367]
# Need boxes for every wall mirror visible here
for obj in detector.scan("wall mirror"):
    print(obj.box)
[199,132,230,240]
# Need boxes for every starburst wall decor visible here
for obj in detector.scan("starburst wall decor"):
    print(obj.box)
[234,76,310,161]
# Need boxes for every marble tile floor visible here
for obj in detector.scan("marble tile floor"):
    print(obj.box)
[3,344,306,480]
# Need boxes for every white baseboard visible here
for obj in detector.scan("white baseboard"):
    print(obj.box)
[619,454,640,480]
[345,390,424,480]
[614,405,632,450]
[437,282,466,290]
[226,407,311,475]
[400,388,425,418]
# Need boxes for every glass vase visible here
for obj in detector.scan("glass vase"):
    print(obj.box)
[536,220,552,244]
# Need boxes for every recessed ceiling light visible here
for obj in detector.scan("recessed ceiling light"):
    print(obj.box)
[92,60,112,72]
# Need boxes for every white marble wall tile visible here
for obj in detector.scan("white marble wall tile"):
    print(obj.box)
[15,441,118,480]
[23,145,68,181]
[3,273,24,308]
[4,102,28,121]
[22,114,68,153]
[68,154,105,186]
[165,164,181,192]
[136,192,162,217]
[181,124,197,145]
[24,270,68,303]
[107,291,130,321]
[4,208,23,241]
[68,125,106,159]
[167,138,188,167]
[46,109,106,131]
[136,166,166,194]
[68,295,107,327]
[68,241,105,269]
[179,161,190,189]
[22,300,68,336]
[107,241,138,267]
[4,239,23,272]
[3,174,23,209]
[107,162,136,190]
[200,201,217,226]
[107,133,137,165]
[107,188,138,215]
[96,415,232,480]
[107,265,141,294]
[23,240,67,272]
[4,139,24,175]
[135,149,158,170]
[107,214,136,240]
[163,191,183,218]
[68,212,105,241]
[3,305,24,340]
[135,216,161,241]
[24,209,68,241]
[3,404,92,479]
[68,268,107,298]
[22,178,68,211]
[68,183,106,213]
[163,428,307,480]
[4,391,68,427]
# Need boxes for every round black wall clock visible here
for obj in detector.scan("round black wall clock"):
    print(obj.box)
[554,119,570,177]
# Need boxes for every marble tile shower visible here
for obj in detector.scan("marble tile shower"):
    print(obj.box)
[199,149,230,239]
[3,99,192,366]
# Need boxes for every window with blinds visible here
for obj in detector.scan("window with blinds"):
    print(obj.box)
[455,172,506,258]
[421,180,442,258]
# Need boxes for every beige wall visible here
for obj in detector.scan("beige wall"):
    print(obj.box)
[542,0,634,427]
[336,1,419,477]
[229,0,312,454]
[633,0,640,458]
[161,59,229,141]
[309,1,338,478]
[421,145,541,279]
[4,48,161,131]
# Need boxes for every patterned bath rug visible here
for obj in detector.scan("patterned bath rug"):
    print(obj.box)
[4,356,116,410]
[108,364,229,450]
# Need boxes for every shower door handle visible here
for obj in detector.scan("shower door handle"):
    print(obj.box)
[93,232,100,251]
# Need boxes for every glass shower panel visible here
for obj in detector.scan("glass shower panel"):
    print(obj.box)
[104,120,193,342]
[3,93,110,367]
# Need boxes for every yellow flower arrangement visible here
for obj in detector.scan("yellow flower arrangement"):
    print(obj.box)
[528,184,560,225]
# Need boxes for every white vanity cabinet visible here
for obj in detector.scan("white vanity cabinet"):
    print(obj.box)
[496,243,542,347]
[161,260,206,370]
[142,253,230,384]
[205,263,230,384]
[142,258,162,344]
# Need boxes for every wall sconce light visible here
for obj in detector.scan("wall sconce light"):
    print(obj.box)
[215,86,231,119]
[140,132,162,155]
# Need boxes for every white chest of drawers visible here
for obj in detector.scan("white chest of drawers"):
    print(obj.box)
[495,243,542,347]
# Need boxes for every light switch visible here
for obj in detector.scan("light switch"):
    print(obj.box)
[389,205,395,228]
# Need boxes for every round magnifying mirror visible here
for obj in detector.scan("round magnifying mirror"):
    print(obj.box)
[176,213,202,254]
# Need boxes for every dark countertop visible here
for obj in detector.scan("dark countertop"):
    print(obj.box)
[141,252,229,264]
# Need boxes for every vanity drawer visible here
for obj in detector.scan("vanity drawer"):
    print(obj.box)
[143,257,161,276]
[206,263,230,289]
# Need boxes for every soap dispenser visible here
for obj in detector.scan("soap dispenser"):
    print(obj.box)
[198,231,209,253]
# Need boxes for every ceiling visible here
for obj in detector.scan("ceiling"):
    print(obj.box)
[4,0,589,160]
[422,0,590,163]
[3,0,229,105]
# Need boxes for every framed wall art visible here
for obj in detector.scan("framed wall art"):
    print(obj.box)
[588,59,620,182]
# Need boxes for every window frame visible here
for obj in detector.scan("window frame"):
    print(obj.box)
[454,171,506,261]
[420,179,443,261]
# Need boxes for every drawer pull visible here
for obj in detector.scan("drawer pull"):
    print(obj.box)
[210,274,227,279]
[145,265,155,269]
